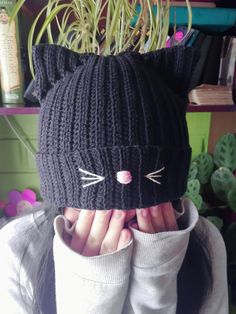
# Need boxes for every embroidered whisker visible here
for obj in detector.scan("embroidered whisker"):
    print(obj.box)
[145,166,165,185]
[148,175,162,178]
[146,166,165,176]
[82,178,104,188]
[146,177,162,185]
[79,168,104,179]
[79,168,105,188]
[81,177,103,181]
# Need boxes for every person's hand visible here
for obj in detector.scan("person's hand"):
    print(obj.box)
[131,202,178,233]
[63,208,135,256]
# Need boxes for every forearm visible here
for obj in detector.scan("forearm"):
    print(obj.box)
[53,215,133,314]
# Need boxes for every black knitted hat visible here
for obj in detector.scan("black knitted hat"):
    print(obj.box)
[33,44,199,210]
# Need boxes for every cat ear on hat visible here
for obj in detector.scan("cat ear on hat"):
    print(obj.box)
[32,44,90,101]
[143,46,200,99]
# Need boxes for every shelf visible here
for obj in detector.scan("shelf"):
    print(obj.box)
[133,6,236,32]
[0,107,40,115]
[188,104,236,112]
[0,105,236,115]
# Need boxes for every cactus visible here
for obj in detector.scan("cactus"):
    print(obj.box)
[184,179,203,209]
[228,188,236,212]
[188,162,198,180]
[194,153,214,184]
[211,167,236,203]
[214,133,236,171]
[206,216,223,230]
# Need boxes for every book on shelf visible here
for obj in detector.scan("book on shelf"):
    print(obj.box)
[0,1,24,107]
[189,34,213,90]
[188,84,234,106]
[218,36,236,87]
[186,29,200,47]
[232,60,236,104]
[201,35,223,85]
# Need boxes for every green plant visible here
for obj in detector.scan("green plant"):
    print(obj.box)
[185,133,236,213]
[211,167,236,203]
[187,161,198,180]
[12,0,192,77]
[184,179,203,209]
[194,153,214,185]
[214,133,236,171]
[206,216,223,231]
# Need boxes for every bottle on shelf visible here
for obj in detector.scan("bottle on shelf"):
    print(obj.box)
[0,2,24,107]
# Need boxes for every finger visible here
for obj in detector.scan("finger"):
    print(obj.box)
[161,202,179,231]
[70,209,95,253]
[136,208,155,233]
[130,222,138,230]
[64,207,80,225]
[116,228,132,251]
[99,210,126,255]
[82,209,112,256]
[125,209,136,222]
[149,205,166,232]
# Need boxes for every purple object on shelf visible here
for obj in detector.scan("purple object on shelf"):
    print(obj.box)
[4,203,17,217]
[22,189,36,204]
[2,189,40,217]
[8,190,22,205]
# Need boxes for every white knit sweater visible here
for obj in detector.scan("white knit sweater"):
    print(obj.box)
[0,199,228,314]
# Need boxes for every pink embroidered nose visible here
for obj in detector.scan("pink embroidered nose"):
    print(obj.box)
[116,171,132,184]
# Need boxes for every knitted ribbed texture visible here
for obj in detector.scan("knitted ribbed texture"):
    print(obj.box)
[33,44,200,210]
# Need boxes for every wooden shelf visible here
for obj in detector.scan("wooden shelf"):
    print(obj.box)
[0,105,236,115]
[188,104,236,112]
[0,107,40,115]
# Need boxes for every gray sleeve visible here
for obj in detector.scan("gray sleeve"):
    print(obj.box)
[122,198,200,314]
[0,218,36,314]
[122,199,229,314]
[53,215,133,314]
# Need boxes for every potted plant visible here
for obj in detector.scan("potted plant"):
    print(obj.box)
[11,0,192,76]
